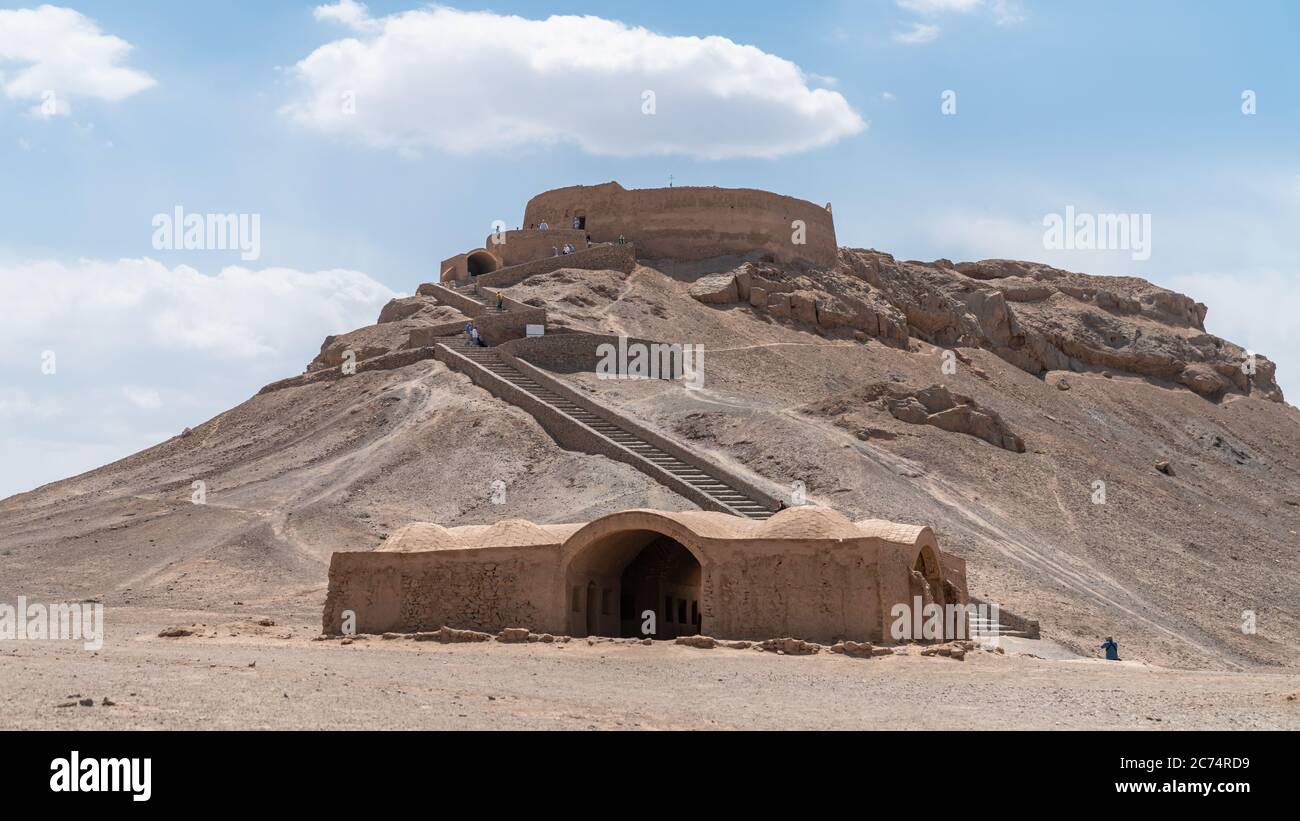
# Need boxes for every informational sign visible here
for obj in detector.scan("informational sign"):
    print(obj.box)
[526,324,545,338]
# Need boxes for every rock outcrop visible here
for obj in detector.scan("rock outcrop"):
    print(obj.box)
[805,382,1026,453]
[688,253,1283,403]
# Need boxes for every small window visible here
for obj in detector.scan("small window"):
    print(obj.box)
[665,596,674,623]
[677,599,687,626]
[601,588,612,616]
[572,586,581,612]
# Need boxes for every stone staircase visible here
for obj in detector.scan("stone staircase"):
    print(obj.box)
[966,612,1026,639]
[438,337,776,520]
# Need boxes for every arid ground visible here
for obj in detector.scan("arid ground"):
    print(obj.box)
[4,608,1298,730]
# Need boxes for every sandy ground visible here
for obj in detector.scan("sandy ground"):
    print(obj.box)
[3,607,1296,731]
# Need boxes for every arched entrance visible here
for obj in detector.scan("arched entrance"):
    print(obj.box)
[911,545,946,607]
[564,528,703,639]
[466,250,501,277]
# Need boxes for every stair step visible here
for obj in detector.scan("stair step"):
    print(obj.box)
[442,341,779,519]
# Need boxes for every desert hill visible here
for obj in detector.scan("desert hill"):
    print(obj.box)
[3,248,1297,671]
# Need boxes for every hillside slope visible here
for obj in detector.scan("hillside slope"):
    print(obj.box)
[2,249,1296,672]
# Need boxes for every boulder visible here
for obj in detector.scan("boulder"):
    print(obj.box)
[688,274,739,304]
[757,637,821,655]
[767,292,792,318]
[675,635,716,649]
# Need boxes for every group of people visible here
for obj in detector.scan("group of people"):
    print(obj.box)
[461,292,507,347]
[552,243,578,256]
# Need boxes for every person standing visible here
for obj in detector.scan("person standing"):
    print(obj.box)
[1100,636,1120,661]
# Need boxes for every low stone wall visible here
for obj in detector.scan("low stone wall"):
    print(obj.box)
[500,331,660,373]
[256,347,440,395]
[474,306,548,346]
[485,228,589,267]
[472,243,637,289]
[417,282,486,317]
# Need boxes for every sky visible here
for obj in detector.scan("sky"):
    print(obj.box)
[2,0,1299,499]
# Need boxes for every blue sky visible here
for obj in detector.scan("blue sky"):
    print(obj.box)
[2,0,1299,498]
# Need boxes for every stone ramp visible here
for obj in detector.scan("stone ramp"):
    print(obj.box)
[434,338,777,520]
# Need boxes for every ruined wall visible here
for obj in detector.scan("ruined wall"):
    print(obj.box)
[522,182,837,268]
[486,228,589,267]
[471,243,637,289]
[323,547,566,635]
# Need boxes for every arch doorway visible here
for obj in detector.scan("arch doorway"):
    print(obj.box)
[565,528,702,639]
[466,250,501,277]
[911,547,946,607]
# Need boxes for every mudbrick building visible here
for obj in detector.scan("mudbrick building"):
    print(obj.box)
[324,507,968,643]
[439,181,838,283]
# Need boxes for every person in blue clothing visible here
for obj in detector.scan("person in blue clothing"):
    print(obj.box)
[1101,636,1120,661]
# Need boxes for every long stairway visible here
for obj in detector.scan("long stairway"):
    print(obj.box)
[443,338,776,520]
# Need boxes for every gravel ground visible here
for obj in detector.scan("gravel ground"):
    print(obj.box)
[3,608,1297,731]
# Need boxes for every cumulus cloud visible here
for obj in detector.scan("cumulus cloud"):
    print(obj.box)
[284,3,865,159]
[893,0,1025,43]
[893,23,941,45]
[0,257,397,499]
[0,4,155,118]
[897,0,983,14]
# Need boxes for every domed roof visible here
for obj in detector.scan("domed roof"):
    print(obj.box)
[853,518,931,547]
[460,519,573,548]
[377,522,461,552]
[756,506,863,540]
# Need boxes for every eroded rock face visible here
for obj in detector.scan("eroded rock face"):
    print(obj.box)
[805,382,1026,453]
[687,253,1282,402]
[845,250,1281,402]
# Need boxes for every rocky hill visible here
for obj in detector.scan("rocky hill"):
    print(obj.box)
[2,248,1296,671]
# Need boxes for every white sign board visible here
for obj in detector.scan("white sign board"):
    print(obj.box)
[526,324,545,338]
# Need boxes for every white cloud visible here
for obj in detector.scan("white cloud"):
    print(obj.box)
[313,0,380,32]
[0,257,396,361]
[0,388,62,421]
[0,257,398,498]
[285,3,865,160]
[0,5,155,117]
[122,386,163,410]
[893,23,941,45]
[897,0,983,14]
[893,0,1025,43]
[990,0,1028,26]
